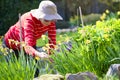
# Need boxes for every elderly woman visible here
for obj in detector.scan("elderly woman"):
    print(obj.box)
[3,0,63,59]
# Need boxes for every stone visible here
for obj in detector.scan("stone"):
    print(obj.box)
[106,64,120,79]
[65,72,98,80]
[33,74,64,80]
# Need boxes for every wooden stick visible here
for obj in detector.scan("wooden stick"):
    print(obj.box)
[79,6,84,28]
[77,8,79,28]
[19,13,23,53]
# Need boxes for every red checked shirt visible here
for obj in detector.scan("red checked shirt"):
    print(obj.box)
[4,12,56,56]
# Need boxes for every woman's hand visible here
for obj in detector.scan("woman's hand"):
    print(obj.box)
[35,51,49,59]
[35,51,54,63]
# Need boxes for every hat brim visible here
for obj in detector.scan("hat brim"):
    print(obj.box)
[31,9,63,20]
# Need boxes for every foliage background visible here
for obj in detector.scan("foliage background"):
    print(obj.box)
[0,0,120,35]
[0,0,41,35]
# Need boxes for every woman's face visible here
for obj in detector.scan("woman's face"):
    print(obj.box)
[40,19,57,26]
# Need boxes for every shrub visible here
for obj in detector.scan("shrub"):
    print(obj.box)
[51,12,120,79]
[56,21,70,29]
[0,0,41,35]
[69,13,101,27]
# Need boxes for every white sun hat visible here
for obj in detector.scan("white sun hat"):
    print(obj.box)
[31,0,63,20]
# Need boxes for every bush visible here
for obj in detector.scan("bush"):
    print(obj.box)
[83,13,101,25]
[51,12,120,79]
[0,0,41,35]
[56,21,70,29]
[69,13,101,27]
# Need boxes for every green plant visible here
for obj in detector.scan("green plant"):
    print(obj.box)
[0,37,54,79]
[51,12,120,79]
[0,51,36,80]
